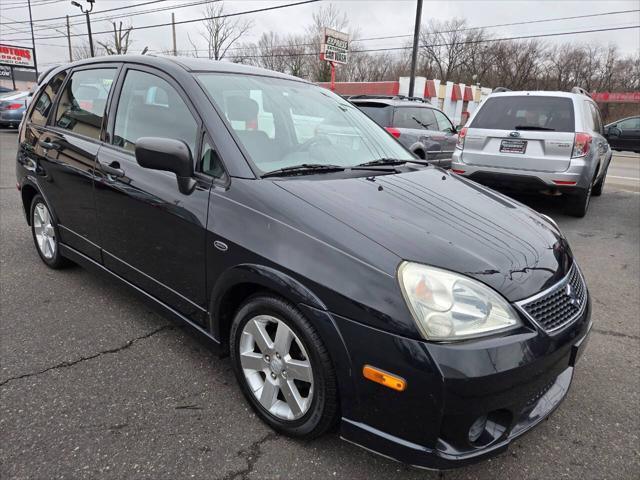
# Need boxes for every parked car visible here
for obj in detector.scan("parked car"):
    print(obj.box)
[17,56,591,470]
[452,87,612,217]
[0,90,29,128]
[604,115,640,153]
[350,95,458,168]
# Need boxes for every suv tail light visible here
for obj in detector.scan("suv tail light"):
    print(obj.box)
[2,103,23,110]
[571,132,592,158]
[456,127,468,150]
[385,127,401,138]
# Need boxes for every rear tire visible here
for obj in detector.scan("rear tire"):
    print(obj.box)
[565,184,592,218]
[30,194,69,269]
[230,294,338,439]
[592,166,608,196]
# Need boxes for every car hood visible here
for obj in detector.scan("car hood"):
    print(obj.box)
[275,168,572,302]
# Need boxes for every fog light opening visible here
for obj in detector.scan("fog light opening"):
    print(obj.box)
[468,415,488,443]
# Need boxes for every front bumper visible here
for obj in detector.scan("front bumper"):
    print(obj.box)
[451,149,591,191]
[305,293,592,470]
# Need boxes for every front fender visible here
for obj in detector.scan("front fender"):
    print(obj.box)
[209,264,358,414]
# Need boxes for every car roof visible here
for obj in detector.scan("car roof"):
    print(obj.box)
[487,90,596,104]
[45,54,311,84]
[349,96,438,108]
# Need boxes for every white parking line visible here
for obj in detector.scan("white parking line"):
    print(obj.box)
[608,175,640,181]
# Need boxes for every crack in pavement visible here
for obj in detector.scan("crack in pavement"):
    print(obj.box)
[219,432,279,480]
[0,324,179,387]
[592,328,639,341]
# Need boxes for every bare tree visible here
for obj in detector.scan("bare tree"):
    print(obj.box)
[72,42,104,60]
[97,21,133,55]
[190,1,253,60]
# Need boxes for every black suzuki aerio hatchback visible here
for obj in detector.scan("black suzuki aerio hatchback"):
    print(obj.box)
[16,56,591,469]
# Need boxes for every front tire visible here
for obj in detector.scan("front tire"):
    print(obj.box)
[230,295,338,439]
[30,194,68,269]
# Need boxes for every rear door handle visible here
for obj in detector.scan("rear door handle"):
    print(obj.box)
[99,160,125,178]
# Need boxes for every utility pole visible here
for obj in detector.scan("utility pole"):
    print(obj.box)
[408,0,423,98]
[27,0,39,76]
[66,15,73,61]
[172,12,177,56]
[71,0,95,57]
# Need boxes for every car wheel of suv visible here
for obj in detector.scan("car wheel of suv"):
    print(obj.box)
[30,194,68,269]
[230,294,338,439]
[565,184,592,218]
[592,166,608,196]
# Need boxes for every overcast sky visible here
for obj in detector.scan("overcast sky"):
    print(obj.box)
[1,0,639,70]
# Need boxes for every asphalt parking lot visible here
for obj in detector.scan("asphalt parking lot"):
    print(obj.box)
[1,128,638,480]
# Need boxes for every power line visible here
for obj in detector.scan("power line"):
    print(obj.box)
[223,24,640,60]
[1,0,66,12]
[2,0,218,36]
[1,0,320,41]
[0,0,167,23]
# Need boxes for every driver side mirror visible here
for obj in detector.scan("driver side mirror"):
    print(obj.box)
[135,137,196,195]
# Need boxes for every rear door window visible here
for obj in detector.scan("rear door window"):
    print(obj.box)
[29,71,67,127]
[55,68,116,139]
[394,107,437,130]
[470,96,575,132]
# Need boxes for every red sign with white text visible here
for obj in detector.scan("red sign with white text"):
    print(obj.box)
[0,44,35,68]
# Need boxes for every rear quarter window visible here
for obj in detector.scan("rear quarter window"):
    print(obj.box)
[354,103,393,127]
[470,96,575,132]
[28,71,67,127]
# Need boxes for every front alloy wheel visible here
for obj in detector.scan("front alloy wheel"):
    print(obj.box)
[239,315,314,420]
[230,295,338,438]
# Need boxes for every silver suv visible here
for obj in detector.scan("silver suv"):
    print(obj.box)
[451,88,612,217]
[350,95,457,168]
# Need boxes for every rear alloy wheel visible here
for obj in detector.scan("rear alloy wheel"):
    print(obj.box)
[30,194,68,268]
[230,295,338,438]
[565,183,592,218]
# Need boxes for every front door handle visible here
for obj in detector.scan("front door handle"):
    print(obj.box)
[99,160,125,178]
[38,139,59,150]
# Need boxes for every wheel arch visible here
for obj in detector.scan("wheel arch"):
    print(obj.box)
[209,264,328,348]
[20,182,39,225]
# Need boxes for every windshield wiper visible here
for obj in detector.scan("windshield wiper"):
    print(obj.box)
[355,158,407,167]
[261,163,345,178]
[412,116,435,130]
[355,157,430,168]
[513,125,556,131]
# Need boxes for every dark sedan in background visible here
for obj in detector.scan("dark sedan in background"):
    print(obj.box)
[605,115,640,152]
[0,91,29,128]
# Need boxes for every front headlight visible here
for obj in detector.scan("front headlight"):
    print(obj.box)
[398,262,521,341]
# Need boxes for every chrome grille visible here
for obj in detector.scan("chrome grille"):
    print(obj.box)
[517,264,587,332]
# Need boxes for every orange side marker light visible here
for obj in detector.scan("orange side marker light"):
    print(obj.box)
[363,365,407,392]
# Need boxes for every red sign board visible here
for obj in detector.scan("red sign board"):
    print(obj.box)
[0,44,35,69]
[591,92,640,103]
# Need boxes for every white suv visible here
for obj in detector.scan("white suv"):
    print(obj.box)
[451,88,612,217]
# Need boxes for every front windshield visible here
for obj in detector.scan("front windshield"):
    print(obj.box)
[197,73,413,174]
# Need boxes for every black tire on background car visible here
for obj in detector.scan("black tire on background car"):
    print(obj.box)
[565,183,592,218]
[592,166,608,196]
[230,294,339,439]
[30,194,69,269]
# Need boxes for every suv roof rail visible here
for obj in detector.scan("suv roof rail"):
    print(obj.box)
[570,86,593,98]
[347,94,429,103]
[492,87,511,93]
